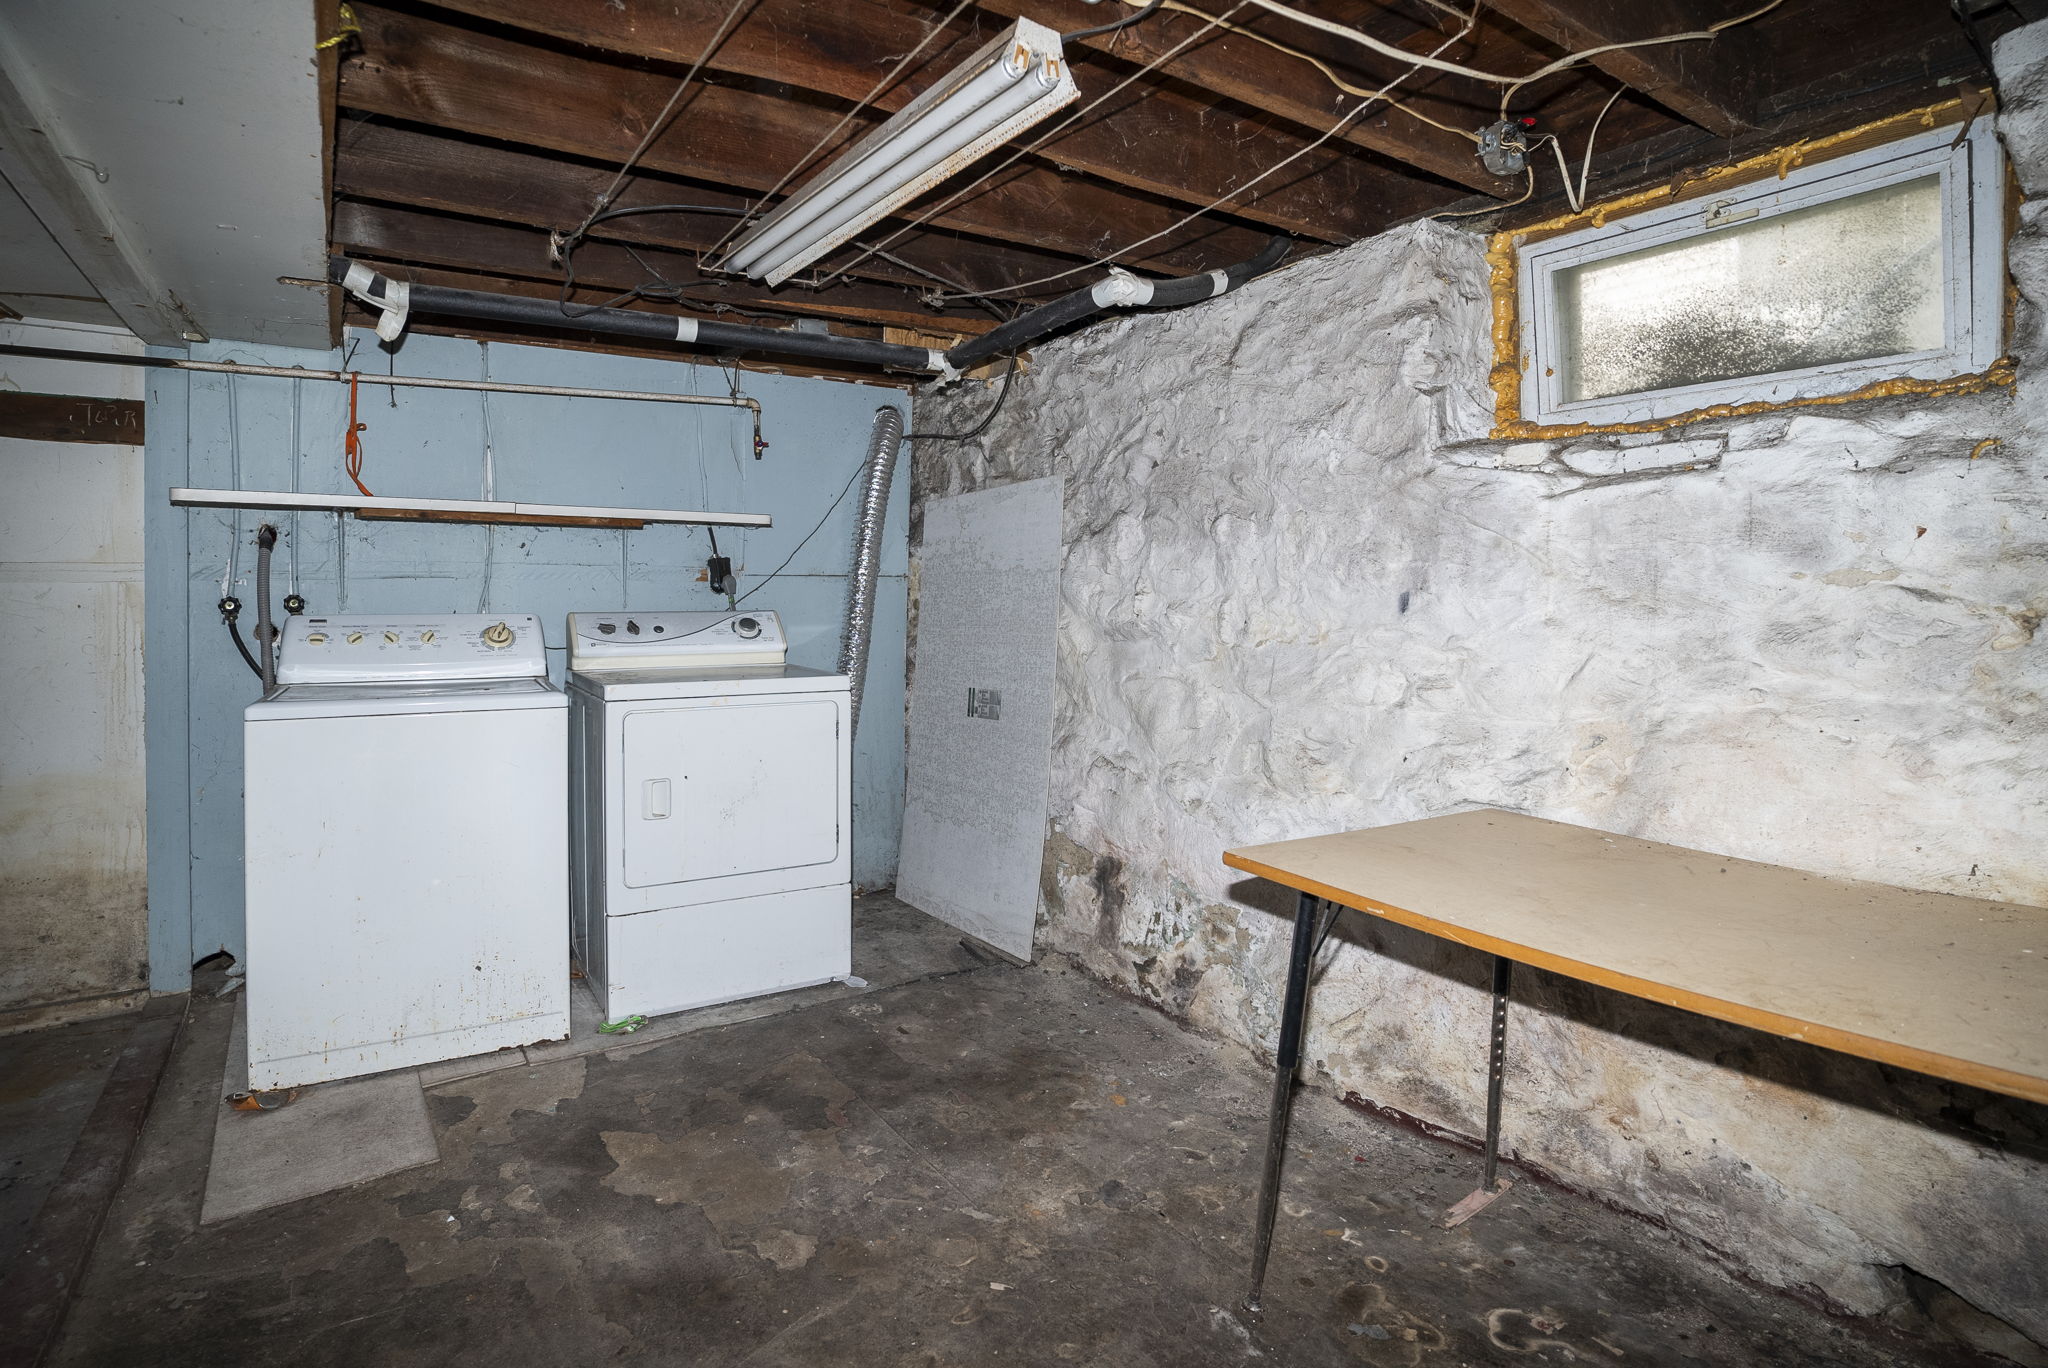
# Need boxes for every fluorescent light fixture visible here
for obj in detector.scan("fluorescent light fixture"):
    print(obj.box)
[722,18,1078,286]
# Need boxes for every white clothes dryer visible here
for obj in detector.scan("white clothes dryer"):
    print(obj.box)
[566,609,852,1022]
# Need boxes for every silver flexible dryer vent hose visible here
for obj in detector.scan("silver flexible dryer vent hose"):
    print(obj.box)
[838,406,904,738]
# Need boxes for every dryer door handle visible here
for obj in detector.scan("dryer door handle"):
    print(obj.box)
[642,777,672,820]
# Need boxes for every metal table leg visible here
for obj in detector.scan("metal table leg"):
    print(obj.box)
[1242,889,1323,1317]
[1445,954,1515,1227]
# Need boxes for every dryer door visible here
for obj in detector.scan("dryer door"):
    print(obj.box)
[620,696,842,889]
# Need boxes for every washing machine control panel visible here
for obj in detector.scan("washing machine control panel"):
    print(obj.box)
[277,613,548,684]
[567,610,787,671]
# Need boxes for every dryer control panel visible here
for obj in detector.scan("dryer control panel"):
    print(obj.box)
[277,613,548,684]
[568,610,787,671]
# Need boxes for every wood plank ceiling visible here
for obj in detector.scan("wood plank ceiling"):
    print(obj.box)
[323,0,2024,377]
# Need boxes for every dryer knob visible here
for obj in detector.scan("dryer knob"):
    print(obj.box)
[734,617,762,639]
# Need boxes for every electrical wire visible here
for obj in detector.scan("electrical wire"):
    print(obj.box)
[1089,0,1481,142]
[1236,0,1783,93]
[905,358,1017,440]
[552,202,999,321]
[703,0,980,264]
[1064,0,1164,44]
[817,0,1255,289]
[565,0,759,250]
[733,455,875,606]
[928,12,1476,302]
[1432,79,1622,222]
[733,364,1013,617]
[1540,83,1627,214]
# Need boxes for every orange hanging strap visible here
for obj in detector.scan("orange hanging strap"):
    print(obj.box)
[344,371,374,497]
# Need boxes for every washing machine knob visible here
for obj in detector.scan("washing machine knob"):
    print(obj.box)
[482,621,515,648]
[734,616,762,639]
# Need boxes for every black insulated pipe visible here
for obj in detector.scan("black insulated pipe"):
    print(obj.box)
[327,260,939,373]
[328,237,1292,379]
[941,234,1292,373]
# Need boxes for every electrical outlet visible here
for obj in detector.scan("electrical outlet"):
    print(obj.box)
[967,687,1001,721]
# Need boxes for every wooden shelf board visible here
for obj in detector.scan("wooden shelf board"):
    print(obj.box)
[169,487,770,528]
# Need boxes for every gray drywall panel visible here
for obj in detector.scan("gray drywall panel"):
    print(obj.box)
[898,476,1060,961]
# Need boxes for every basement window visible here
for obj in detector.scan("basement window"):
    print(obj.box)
[1510,119,2006,429]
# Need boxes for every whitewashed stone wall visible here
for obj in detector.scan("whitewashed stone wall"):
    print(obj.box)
[910,25,2048,1345]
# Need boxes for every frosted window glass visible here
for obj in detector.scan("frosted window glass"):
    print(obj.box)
[1556,176,1946,403]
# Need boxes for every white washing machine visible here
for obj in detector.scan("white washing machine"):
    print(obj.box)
[567,609,851,1022]
[243,613,568,1089]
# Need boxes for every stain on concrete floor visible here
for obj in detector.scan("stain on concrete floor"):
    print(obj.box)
[46,955,2005,1367]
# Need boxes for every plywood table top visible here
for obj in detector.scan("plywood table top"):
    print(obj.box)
[1224,810,2048,1105]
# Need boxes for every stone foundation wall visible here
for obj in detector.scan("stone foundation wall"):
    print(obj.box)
[909,24,2048,1341]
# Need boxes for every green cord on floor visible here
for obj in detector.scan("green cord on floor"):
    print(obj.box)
[597,1015,649,1035]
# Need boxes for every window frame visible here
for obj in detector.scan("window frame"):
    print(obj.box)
[1513,120,2006,429]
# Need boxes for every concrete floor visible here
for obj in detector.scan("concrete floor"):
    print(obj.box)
[6,902,2014,1366]
[0,1013,133,1256]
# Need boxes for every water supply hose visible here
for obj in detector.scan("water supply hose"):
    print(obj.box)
[255,524,279,692]
[837,406,905,738]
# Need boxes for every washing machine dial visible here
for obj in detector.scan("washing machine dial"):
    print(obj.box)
[733,616,762,639]
[420,630,437,644]
[383,631,400,644]
[482,621,515,648]
[346,631,364,645]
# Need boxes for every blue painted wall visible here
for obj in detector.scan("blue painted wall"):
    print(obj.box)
[144,328,909,991]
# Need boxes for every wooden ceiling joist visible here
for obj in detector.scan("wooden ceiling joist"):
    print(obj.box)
[318,0,2010,373]
[330,201,999,333]
[960,0,1519,196]
[333,123,1090,300]
[1479,0,1762,137]
[340,4,1273,277]
[423,0,1443,242]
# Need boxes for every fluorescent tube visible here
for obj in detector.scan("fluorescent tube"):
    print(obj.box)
[723,18,1079,286]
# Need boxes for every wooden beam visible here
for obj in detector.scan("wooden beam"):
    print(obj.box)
[354,507,644,529]
[0,391,144,443]
[339,5,1272,277]
[330,201,999,334]
[0,62,198,344]
[428,0,1452,239]
[1482,0,1763,137]
[333,123,1088,300]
